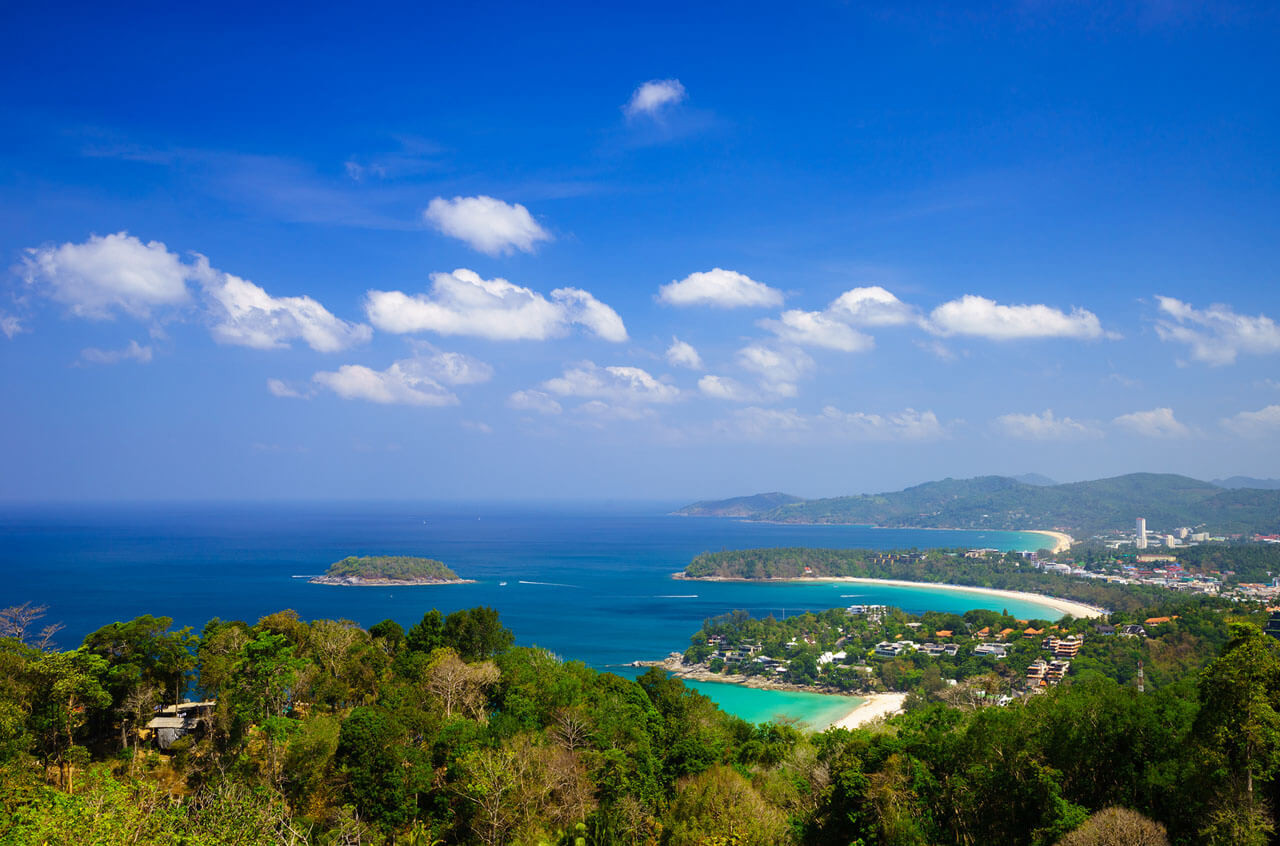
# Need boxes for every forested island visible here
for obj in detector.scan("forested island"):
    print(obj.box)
[4,599,1280,844]
[309,555,472,586]
[678,472,1280,535]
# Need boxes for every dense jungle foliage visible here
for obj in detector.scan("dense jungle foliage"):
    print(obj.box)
[4,600,1280,845]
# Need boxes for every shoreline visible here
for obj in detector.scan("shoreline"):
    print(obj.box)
[1026,529,1074,554]
[308,576,477,587]
[832,693,907,729]
[675,573,1104,619]
[634,657,906,730]
[634,657,858,697]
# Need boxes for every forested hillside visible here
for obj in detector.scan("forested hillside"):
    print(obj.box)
[4,601,1280,844]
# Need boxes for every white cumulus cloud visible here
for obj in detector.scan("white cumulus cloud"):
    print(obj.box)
[1222,404,1280,437]
[927,295,1104,340]
[423,195,552,256]
[658,268,783,309]
[736,344,814,397]
[507,390,562,415]
[698,375,755,402]
[624,79,687,118]
[310,346,489,407]
[666,337,704,370]
[193,258,371,352]
[21,232,190,319]
[760,309,874,352]
[828,286,919,327]
[267,378,311,399]
[1,313,26,339]
[758,285,916,351]
[366,269,626,342]
[993,409,1101,440]
[543,362,679,404]
[1154,296,1280,366]
[313,363,455,407]
[78,339,153,365]
[1113,407,1190,438]
[20,232,369,353]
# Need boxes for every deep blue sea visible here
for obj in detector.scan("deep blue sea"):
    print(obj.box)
[1,503,1056,724]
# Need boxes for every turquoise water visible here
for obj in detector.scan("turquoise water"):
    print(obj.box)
[1,503,1055,723]
[682,680,862,729]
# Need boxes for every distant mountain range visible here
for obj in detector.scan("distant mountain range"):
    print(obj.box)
[676,473,1280,536]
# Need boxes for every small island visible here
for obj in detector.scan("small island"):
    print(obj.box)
[308,555,474,587]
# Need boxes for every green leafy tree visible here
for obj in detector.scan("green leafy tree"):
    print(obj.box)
[336,706,412,833]
[1192,624,1280,845]
[406,609,445,654]
[24,650,110,792]
[443,607,514,661]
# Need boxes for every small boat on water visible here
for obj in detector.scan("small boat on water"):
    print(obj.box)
[499,581,508,586]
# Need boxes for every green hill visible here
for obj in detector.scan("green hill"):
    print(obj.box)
[675,491,804,517]
[677,473,1280,536]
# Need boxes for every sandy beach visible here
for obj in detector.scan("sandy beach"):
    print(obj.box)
[832,693,908,729]
[679,572,1105,619]
[807,577,1103,619]
[1027,529,1074,554]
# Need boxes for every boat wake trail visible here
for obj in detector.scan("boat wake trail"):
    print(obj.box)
[518,580,578,588]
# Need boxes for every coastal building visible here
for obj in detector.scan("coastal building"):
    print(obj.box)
[973,643,1008,659]
[144,700,216,750]
[1046,660,1071,682]
[1052,635,1083,658]
[1264,610,1280,642]
[874,642,905,658]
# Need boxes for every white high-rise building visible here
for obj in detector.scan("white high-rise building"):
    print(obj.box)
[1136,517,1148,549]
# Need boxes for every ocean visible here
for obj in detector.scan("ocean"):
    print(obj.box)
[1,502,1055,727]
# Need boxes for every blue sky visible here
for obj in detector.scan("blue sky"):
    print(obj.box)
[2,0,1279,501]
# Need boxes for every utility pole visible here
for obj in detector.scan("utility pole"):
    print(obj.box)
[1137,659,1145,694]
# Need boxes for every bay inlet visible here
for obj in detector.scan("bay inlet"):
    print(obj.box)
[2,502,1069,726]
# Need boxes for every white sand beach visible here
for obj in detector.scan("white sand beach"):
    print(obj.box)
[805,576,1104,619]
[1027,530,1074,554]
[832,693,907,729]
